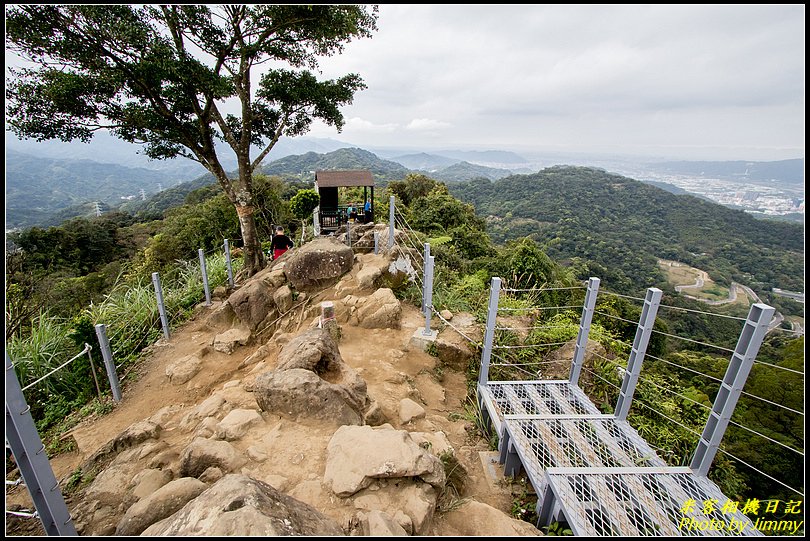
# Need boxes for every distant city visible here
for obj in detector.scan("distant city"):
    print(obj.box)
[640,172,803,218]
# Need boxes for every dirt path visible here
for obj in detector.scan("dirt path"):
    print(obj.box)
[7,286,515,535]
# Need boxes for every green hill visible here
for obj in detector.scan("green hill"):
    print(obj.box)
[429,161,514,182]
[449,166,804,294]
[6,149,177,229]
[258,147,410,182]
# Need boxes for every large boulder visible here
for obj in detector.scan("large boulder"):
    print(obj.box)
[437,499,543,536]
[253,369,365,426]
[115,477,207,536]
[226,265,279,331]
[284,237,354,291]
[141,474,344,536]
[253,328,369,425]
[323,425,445,497]
[350,288,402,329]
[178,438,247,478]
[276,328,365,395]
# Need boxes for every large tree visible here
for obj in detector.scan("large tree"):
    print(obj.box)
[6,5,378,275]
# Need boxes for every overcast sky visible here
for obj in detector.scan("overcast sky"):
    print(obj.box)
[304,4,805,161]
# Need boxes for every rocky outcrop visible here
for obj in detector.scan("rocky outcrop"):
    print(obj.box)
[434,312,480,371]
[254,369,366,426]
[227,268,278,331]
[351,480,437,535]
[214,408,264,441]
[437,499,543,536]
[399,397,426,424]
[342,288,402,329]
[178,438,248,478]
[253,328,369,426]
[212,327,251,354]
[115,477,207,536]
[323,425,445,497]
[141,474,344,536]
[284,237,354,291]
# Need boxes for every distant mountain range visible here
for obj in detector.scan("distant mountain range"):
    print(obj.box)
[5,131,804,231]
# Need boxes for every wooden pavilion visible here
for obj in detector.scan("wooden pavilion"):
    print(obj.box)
[314,170,375,233]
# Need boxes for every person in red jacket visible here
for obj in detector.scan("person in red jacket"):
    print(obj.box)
[270,226,294,260]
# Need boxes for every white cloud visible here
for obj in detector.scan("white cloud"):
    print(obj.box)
[343,117,399,133]
[405,118,451,131]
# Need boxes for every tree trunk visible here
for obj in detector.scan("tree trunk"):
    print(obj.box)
[236,204,265,276]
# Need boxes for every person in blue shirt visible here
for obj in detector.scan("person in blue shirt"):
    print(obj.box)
[364,199,371,223]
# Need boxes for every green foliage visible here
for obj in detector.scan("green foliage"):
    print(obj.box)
[6,4,378,275]
[409,184,487,236]
[289,188,320,220]
[544,522,574,536]
[265,148,409,183]
[509,477,539,524]
[387,173,441,207]
[449,167,803,294]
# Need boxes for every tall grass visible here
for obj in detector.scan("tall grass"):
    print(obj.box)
[7,250,244,431]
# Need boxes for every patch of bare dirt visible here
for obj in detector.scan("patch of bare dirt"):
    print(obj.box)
[6,278,518,535]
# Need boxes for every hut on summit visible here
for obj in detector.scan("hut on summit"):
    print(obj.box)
[314,170,375,233]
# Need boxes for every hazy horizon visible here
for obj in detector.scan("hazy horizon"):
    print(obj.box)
[5,5,805,164]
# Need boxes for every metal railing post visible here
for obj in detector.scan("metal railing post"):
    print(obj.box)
[198,249,211,306]
[94,324,122,402]
[478,277,502,386]
[5,353,77,535]
[615,287,662,420]
[422,243,431,313]
[223,239,234,288]
[569,277,600,384]
[374,231,379,255]
[152,272,170,340]
[313,206,321,237]
[347,220,352,247]
[388,196,395,249]
[422,255,435,336]
[690,302,775,477]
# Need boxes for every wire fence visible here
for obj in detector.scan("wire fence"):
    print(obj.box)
[471,279,805,502]
[375,202,805,501]
[7,243,245,426]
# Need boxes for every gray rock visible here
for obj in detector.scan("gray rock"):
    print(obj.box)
[352,288,402,329]
[179,438,248,478]
[115,477,207,536]
[399,398,426,424]
[141,474,344,536]
[215,409,264,441]
[228,267,278,331]
[253,369,364,426]
[212,327,252,354]
[324,425,445,497]
[284,237,354,291]
[352,481,437,535]
[273,284,294,313]
[357,510,409,536]
[276,328,366,397]
[437,499,543,536]
[166,354,203,385]
[129,469,172,502]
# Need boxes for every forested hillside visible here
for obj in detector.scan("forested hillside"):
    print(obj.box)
[449,166,804,294]
[6,150,180,229]
[258,147,410,182]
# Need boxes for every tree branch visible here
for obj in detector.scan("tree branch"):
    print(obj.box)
[251,116,288,171]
